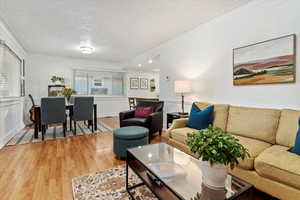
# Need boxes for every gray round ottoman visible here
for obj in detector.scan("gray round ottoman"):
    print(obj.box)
[113,126,149,159]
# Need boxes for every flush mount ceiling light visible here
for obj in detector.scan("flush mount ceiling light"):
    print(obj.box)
[136,54,159,67]
[80,46,94,54]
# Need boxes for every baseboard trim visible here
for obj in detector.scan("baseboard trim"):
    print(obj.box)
[0,124,25,149]
[99,113,119,118]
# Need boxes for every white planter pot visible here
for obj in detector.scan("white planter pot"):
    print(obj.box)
[200,160,228,188]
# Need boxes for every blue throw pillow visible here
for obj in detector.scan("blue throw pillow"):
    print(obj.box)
[187,104,214,130]
[288,117,300,155]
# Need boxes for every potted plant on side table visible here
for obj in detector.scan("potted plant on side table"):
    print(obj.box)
[186,125,250,189]
[51,75,65,85]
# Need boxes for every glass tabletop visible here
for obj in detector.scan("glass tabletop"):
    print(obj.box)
[128,143,251,200]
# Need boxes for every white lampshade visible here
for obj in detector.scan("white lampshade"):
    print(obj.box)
[174,80,192,94]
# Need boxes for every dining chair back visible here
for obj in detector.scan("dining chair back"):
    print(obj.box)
[72,96,94,134]
[73,97,94,121]
[69,96,75,105]
[28,94,36,107]
[40,97,66,140]
[41,97,66,125]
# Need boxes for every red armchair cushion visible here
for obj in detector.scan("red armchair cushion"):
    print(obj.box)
[134,106,154,118]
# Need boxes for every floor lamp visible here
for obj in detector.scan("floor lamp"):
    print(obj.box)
[174,80,192,114]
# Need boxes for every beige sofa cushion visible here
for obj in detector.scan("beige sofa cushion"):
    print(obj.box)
[194,102,229,131]
[276,109,300,147]
[170,127,198,144]
[255,145,300,190]
[226,106,281,144]
[230,134,271,170]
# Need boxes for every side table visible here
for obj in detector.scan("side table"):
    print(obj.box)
[167,112,189,129]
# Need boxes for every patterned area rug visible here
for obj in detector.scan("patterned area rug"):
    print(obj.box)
[5,121,113,146]
[72,165,157,200]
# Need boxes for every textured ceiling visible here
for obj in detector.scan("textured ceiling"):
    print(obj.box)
[0,0,252,62]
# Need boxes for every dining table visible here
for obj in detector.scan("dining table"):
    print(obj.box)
[33,104,98,139]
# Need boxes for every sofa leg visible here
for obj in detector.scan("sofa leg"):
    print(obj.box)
[159,129,162,136]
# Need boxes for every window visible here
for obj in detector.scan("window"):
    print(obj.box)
[74,70,125,96]
[0,41,23,98]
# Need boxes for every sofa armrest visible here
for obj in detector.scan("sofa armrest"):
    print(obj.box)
[147,112,163,133]
[119,110,135,121]
[149,111,162,118]
[148,112,163,123]
[166,118,189,138]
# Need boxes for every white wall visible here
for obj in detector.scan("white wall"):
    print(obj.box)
[26,53,123,98]
[0,99,24,147]
[129,0,300,113]
[0,19,26,59]
[126,70,160,98]
[0,18,26,148]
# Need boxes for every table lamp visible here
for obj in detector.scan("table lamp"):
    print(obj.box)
[174,80,192,114]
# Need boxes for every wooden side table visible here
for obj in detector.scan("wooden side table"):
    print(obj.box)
[167,112,189,129]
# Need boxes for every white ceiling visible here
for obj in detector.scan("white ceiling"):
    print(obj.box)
[0,0,252,63]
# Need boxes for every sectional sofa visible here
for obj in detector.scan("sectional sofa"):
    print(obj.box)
[166,102,300,200]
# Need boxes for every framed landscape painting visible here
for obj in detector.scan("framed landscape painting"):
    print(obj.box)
[233,34,296,85]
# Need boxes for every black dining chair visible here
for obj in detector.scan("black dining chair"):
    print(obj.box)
[72,96,94,135]
[67,96,75,129]
[40,97,67,140]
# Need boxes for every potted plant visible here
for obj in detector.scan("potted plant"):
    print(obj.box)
[51,76,65,85]
[60,88,76,104]
[186,125,250,188]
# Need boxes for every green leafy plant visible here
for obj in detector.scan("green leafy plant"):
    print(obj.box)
[186,125,250,169]
[51,75,65,84]
[59,88,76,102]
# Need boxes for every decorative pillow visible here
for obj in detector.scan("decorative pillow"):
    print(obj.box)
[288,118,300,155]
[187,104,214,130]
[134,106,154,118]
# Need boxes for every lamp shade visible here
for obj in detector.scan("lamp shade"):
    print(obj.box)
[174,80,192,94]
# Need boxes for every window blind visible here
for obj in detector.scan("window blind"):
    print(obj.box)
[0,40,22,97]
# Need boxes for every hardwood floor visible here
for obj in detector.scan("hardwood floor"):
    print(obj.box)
[0,117,275,200]
[99,116,120,129]
[0,117,165,200]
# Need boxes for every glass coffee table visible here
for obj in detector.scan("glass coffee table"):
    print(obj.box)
[126,143,253,200]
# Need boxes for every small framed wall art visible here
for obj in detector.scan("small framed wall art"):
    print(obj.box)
[130,78,139,89]
[140,78,148,89]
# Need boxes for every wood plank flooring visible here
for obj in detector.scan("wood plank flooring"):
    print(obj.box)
[0,117,274,200]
